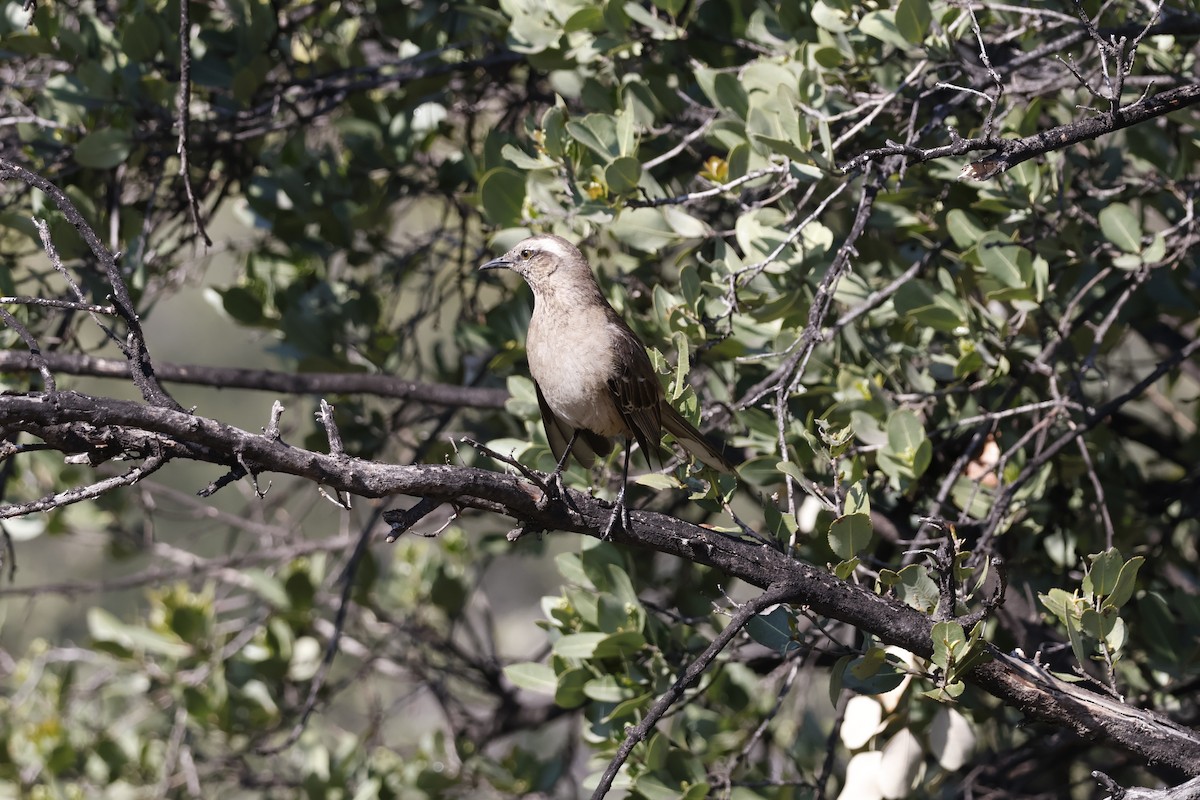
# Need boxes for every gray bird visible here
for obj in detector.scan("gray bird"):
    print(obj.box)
[480,234,735,533]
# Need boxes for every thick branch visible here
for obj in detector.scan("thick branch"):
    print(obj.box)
[1,389,1198,772]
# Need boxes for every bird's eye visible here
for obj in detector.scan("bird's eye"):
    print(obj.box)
[520,249,533,259]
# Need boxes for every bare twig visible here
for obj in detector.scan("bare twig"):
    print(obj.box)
[0,453,167,519]
[0,308,55,392]
[175,0,211,247]
[0,296,117,315]
[590,582,800,799]
[0,160,182,410]
[259,509,375,755]
[626,164,790,208]
[33,218,126,348]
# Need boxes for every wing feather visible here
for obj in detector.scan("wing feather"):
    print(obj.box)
[606,322,664,468]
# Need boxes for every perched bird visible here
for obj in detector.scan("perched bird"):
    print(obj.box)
[480,234,735,533]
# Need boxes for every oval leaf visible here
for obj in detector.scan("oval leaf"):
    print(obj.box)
[605,155,642,194]
[829,512,872,560]
[1099,203,1142,254]
[74,127,132,169]
[478,167,525,226]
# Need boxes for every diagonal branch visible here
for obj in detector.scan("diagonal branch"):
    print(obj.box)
[591,581,801,799]
[0,389,1198,773]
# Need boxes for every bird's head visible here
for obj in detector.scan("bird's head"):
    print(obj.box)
[479,234,596,294]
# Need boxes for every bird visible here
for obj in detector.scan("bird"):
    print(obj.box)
[479,233,735,535]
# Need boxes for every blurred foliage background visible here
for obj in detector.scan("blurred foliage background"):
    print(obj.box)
[1,0,1199,797]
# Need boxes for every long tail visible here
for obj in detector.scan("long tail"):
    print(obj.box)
[660,402,738,474]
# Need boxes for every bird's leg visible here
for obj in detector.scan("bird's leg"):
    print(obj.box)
[555,430,580,475]
[602,439,633,540]
[546,429,580,505]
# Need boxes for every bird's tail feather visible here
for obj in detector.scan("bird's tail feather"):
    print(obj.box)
[660,404,737,474]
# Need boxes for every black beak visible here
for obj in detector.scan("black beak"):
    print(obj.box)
[479,256,511,271]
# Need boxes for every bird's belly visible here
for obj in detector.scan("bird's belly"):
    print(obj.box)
[527,332,626,437]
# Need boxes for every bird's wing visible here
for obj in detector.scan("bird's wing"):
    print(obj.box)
[606,323,664,469]
[535,381,609,468]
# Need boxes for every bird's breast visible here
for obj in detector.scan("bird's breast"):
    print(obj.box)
[526,306,628,438]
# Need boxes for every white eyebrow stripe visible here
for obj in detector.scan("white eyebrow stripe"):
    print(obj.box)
[528,235,572,260]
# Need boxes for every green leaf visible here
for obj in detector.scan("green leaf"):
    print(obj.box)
[885,409,926,455]
[930,621,966,672]
[894,0,931,44]
[503,662,558,694]
[1039,587,1078,626]
[663,206,708,238]
[541,105,568,158]
[812,0,854,32]
[1085,547,1123,597]
[894,565,940,613]
[555,551,593,589]
[894,281,965,331]
[74,127,132,169]
[1099,203,1142,253]
[611,207,679,252]
[553,632,606,659]
[746,606,799,654]
[501,143,554,170]
[564,588,599,629]
[842,656,907,695]
[828,513,873,560]
[695,68,749,120]
[1063,604,1090,666]
[976,233,1028,289]
[1104,616,1128,652]
[1080,607,1117,641]
[946,208,987,249]
[478,167,525,226]
[212,286,265,325]
[845,480,871,515]
[563,6,604,32]
[634,472,683,490]
[555,667,591,708]
[912,438,932,479]
[1139,591,1180,663]
[566,114,620,162]
[605,155,642,194]
[87,608,192,659]
[829,654,851,703]
[1105,556,1145,609]
[850,646,886,679]
[505,3,563,52]
[859,10,909,50]
[121,14,161,61]
[777,460,810,485]
[670,331,690,401]
[583,675,632,702]
[593,630,645,658]
[244,569,291,609]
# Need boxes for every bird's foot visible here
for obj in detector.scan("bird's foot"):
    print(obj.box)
[601,483,631,540]
[535,469,565,511]
[537,469,581,517]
